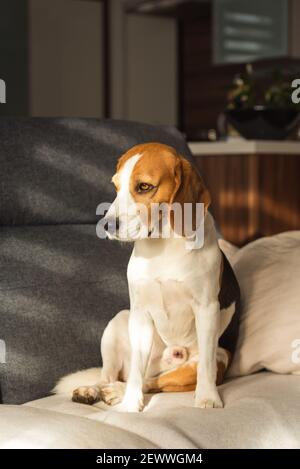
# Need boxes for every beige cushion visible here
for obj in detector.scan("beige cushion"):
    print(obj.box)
[223,232,300,377]
[12,372,300,448]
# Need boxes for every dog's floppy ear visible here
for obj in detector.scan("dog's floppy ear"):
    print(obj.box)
[171,156,211,236]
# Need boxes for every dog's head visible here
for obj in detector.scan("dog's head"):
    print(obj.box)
[102,143,210,242]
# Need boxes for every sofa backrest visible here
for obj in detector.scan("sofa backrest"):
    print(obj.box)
[0,117,192,226]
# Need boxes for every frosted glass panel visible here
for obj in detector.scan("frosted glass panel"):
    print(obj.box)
[213,0,288,64]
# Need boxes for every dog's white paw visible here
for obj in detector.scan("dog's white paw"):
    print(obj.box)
[72,386,100,405]
[117,393,144,413]
[195,389,223,409]
[99,382,126,406]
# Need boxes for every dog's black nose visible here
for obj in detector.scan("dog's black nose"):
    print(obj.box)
[103,217,119,234]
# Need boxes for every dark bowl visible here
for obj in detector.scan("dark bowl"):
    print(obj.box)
[225,106,300,140]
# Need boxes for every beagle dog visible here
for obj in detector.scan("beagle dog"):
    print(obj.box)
[55,143,240,411]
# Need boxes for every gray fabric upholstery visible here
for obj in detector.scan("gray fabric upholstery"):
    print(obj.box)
[0,225,130,404]
[0,117,192,226]
[0,118,192,404]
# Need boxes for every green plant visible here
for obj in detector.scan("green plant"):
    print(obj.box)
[227,64,256,109]
[227,64,300,110]
[265,68,299,108]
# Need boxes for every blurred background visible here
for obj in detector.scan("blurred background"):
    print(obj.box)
[1,0,300,244]
[1,0,299,137]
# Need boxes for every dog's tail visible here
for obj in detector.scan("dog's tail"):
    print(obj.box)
[53,368,103,397]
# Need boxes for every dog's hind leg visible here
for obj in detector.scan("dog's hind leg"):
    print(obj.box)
[144,362,197,393]
[91,310,131,406]
[70,310,131,406]
[100,310,130,383]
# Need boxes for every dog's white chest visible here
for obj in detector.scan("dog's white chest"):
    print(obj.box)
[155,280,196,347]
[127,233,221,348]
[130,275,196,347]
[127,239,201,347]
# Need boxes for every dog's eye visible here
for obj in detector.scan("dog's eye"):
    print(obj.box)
[137,182,154,193]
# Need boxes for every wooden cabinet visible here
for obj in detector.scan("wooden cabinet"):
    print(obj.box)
[190,141,300,246]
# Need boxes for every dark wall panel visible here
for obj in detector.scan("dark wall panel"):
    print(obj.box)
[0,0,28,116]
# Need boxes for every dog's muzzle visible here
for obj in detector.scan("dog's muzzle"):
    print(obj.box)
[103,216,120,236]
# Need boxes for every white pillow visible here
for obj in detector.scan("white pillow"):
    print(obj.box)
[223,232,300,377]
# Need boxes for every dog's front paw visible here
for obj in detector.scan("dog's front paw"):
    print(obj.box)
[99,382,126,406]
[117,393,144,413]
[195,389,223,409]
[72,386,100,405]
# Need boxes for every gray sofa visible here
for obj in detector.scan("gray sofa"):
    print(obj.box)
[1,118,299,449]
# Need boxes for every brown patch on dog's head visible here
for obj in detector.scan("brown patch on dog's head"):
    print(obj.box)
[113,142,210,237]
[170,155,210,236]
